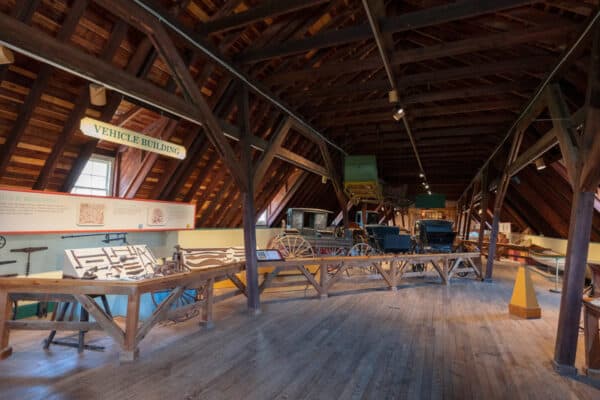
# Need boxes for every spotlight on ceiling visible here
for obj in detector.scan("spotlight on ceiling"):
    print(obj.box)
[425,184,430,189]
[427,190,432,195]
[535,158,546,171]
[418,172,425,178]
[422,182,427,186]
[0,46,15,65]
[392,108,405,121]
[89,83,107,106]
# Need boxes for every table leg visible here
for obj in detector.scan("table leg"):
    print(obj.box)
[389,261,397,290]
[319,264,329,299]
[0,290,13,359]
[201,278,215,329]
[121,293,140,362]
[584,307,600,376]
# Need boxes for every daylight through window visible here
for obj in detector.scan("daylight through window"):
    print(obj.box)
[71,156,113,196]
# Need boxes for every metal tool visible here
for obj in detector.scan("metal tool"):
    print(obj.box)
[61,232,128,244]
[0,260,17,266]
[10,247,48,276]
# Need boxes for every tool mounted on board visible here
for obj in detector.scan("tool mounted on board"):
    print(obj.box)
[60,232,128,244]
[0,260,17,278]
[10,247,48,276]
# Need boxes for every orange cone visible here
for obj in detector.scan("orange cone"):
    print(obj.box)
[509,265,541,319]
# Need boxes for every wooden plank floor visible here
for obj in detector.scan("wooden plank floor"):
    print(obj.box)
[1,262,600,400]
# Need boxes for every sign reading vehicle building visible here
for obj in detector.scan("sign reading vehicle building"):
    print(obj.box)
[80,117,186,160]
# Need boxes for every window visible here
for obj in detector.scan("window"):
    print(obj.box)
[257,210,267,226]
[71,156,113,196]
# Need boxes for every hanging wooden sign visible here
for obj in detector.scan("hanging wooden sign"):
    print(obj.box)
[80,117,186,159]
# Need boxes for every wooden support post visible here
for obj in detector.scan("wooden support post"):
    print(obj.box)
[553,191,595,374]
[239,85,260,314]
[478,167,489,249]
[455,200,463,237]
[553,26,600,375]
[319,264,329,299]
[464,181,478,240]
[485,129,526,281]
[0,290,13,359]
[122,293,140,362]
[201,278,215,329]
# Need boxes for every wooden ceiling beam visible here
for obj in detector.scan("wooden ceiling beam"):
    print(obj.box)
[141,12,248,191]
[252,117,293,192]
[323,109,515,128]
[61,38,155,193]
[34,19,129,191]
[0,0,41,83]
[182,149,218,203]
[238,0,537,63]
[202,0,329,35]
[266,25,571,85]
[0,14,202,134]
[121,119,179,198]
[290,56,552,100]
[0,0,88,178]
[329,124,502,138]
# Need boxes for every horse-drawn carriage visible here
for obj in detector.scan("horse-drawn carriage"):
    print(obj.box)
[268,208,374,258]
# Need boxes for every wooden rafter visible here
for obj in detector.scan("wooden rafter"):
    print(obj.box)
[202,0,329,35]
[34,20,129,191]
[0,0,88,178]
[238,0,537,63]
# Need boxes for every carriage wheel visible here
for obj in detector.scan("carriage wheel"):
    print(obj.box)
[324,247,347,273]
[151,288,201,324]
[271,235,315,259]
[348,242,375,256]
[456,261,469,277]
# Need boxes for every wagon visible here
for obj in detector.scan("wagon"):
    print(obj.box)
[269,208,375,259]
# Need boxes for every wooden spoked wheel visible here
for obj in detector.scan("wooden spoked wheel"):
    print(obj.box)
[348,242,375,256]
[151,288,201,324]
[271,235,315,259]
[322,247,347,274]
[348,243,377,275]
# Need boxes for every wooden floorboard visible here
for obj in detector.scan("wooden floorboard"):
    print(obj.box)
[1,262,600,400]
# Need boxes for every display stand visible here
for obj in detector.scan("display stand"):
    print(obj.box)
[43,295,112,353]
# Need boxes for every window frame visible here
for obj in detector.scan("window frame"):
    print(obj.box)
[70,154,114,197]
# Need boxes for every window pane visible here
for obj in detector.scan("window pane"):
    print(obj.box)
[91,175,106,189]
[92,161,108,176]
[71,156,113,197]
[75,174,92,188]
[72,187,91,195]
[82,162,93,175]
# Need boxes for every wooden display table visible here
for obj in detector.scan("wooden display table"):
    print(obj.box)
[0,262,244,362]
[256,252,481,298]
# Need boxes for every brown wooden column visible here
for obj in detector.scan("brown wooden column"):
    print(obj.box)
[485,129,525,281]
[553,26,600,374]
[553,190,595,373]
[239,85,260,313]
[464,181,478,240]
[478,167,489,251]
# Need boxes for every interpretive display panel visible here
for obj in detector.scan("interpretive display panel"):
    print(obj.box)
[0,188,195,233]
[63,245,158,280]
[179,247,245,270]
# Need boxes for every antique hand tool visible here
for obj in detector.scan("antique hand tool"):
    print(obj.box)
[10,247,48,276]
[0,260,17,277]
